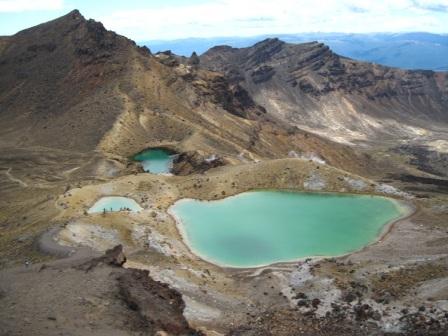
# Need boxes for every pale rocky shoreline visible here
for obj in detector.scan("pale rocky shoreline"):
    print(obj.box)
[39,157,447,335]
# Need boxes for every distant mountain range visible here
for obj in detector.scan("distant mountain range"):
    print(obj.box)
[142,32,448,71]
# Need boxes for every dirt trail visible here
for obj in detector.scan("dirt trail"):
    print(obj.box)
[36,226,100,267]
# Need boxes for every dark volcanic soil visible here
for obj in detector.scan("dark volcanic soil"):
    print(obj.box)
[0,245,199,336]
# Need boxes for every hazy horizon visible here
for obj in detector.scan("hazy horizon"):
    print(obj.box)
[1,0,448,41]
[142,32,448,71]
[1,0,447,70]
[141,31,448,44]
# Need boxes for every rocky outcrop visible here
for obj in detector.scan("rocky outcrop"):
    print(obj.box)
[174,62,265,118]
[245,38,285,66]
[105,245,200,335]
[207,75,264,118]
[77,244,127,271]
[155,50,181,66]
[172,151,226,175]
[393,144,448,178]
[251,65,275,84]
[188,51,200,67]
[117,269,199,335]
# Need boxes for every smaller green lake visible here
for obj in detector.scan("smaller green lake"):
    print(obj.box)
[133,149,174,174]
[170,191,409,268]
[88,196,143,214]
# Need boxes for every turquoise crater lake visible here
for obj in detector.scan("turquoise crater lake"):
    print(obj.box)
[170,191,409,268]
[133,149,174,174]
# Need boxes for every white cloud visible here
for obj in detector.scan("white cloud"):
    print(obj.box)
[413,0,448,7]
[412,0,448,11]
[1,0,447,32]
[0,0,63,12]
[95,0,448,40]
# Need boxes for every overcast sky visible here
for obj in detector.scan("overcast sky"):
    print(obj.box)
[0,0,447,40]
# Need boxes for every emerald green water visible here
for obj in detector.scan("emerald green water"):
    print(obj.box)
[170,191,408,268]
[133,149,173,174]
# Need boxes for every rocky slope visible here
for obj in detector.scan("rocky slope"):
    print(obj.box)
[0,11,364,172]
[0,245,199,336]
[0,10,139,151]
[200,38,448,145]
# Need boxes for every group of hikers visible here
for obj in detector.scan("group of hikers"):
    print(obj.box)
[102,207,131,214]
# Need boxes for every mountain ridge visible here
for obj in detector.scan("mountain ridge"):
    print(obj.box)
[143,32,448,71]
[200,37,448,145]
[0,10,368,172]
